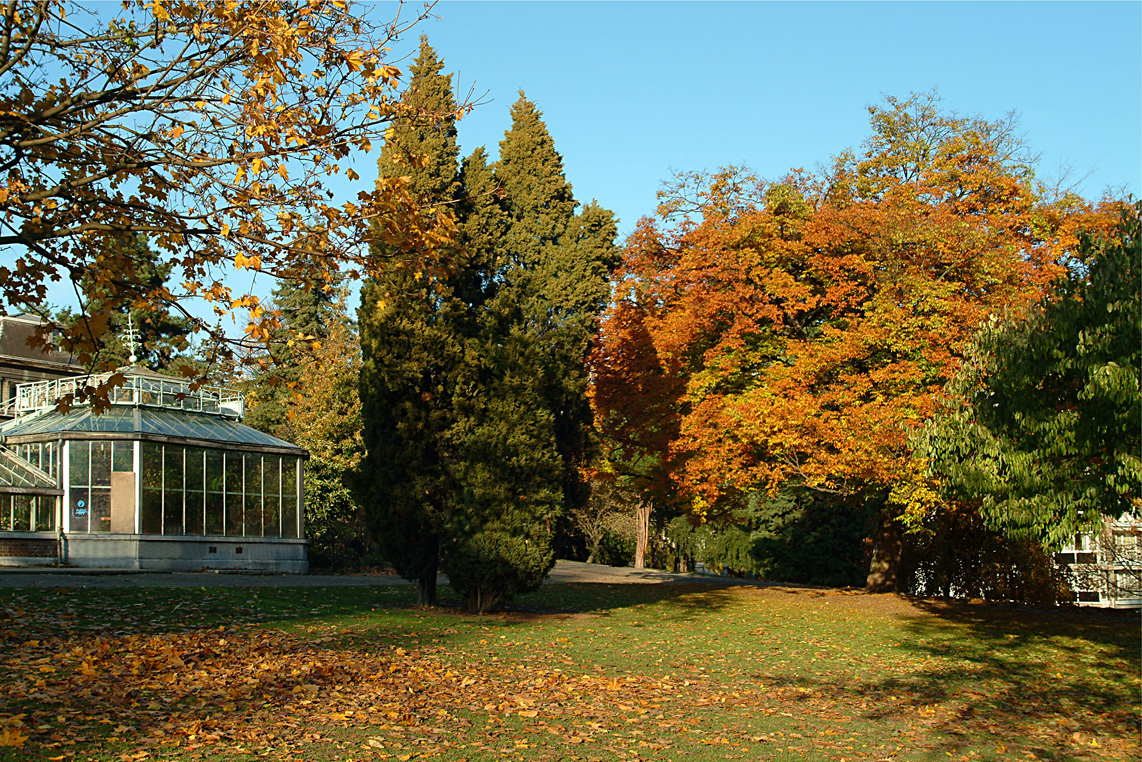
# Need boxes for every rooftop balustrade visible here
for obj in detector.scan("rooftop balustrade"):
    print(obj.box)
[14,372,245,420]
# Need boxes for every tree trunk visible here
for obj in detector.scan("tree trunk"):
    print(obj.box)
[866,513,903,593]
[417,536,439,607]
[634,503,651,569]
[466,587,500,614]
[585,537,600,564]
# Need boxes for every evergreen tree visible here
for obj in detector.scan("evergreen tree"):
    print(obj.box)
[61,232,192,371]
[244,275,344,437]
[424,145,561,611]
[358,76,619,611]
[358,38,464,606]
[494,93,620,520]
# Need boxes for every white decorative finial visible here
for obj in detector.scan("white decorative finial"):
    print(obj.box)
[125,313,139,365]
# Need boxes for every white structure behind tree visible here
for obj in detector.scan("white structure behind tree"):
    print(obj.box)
[1057,518,1141,608]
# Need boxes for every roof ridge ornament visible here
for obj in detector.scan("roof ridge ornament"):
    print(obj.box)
[125,313,140,366]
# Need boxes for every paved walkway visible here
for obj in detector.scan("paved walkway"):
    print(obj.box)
[0,560,756,589]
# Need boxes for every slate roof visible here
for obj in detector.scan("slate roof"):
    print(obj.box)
[0,315,81,372]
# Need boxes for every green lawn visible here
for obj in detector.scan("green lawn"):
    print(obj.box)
[0,581,1137,761]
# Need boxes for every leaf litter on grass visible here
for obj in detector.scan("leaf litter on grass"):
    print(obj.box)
[0,584,1138,761]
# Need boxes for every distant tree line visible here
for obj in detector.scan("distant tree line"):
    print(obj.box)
[245,69,1136,608]
[590,91,1135,602]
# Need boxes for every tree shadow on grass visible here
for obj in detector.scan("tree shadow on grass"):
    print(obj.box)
[777,597,1142,761]
[0,579,747,655]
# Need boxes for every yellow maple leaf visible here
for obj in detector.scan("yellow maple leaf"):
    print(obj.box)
[0,727,28,748]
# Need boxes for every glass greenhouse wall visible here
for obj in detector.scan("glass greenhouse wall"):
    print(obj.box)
[1,369,309,572]
[0,493,54,532]
[136,444,302,539]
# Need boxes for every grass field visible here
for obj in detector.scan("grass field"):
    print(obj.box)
[0,580,1138,761]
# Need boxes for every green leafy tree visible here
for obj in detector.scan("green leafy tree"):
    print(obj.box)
[920,202,1141,548]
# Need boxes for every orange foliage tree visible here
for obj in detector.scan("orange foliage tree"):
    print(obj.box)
[590,92,1118,588]
[0,0,456,403]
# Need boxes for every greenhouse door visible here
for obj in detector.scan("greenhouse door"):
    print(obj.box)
[110,471,135,533]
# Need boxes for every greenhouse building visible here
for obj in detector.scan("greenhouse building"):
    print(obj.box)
[0,367,308,572]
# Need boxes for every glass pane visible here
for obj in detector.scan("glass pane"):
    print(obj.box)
[163,446,184,535]
[206,449,225,536]
[185,447,205,535]
[225,453,244,537]
[281,457,298,539]
[140,378,159,405]
[91,441,112,487]
[245,454,262,538]
[140,489,161,534]
[45,441,57,479]
[142,442,163,491]
[34,496,55,532]
[263,457,280,538]
[0,495,11,531]
[141,442,163,535]
[69,441,89,488]
[13,495,31,531]
[70,486,90,533]
[112,441,134,472]
[90,488,111,533]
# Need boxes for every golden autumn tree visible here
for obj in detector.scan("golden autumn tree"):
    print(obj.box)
[591,92,1119,589]
[0,0,457,404]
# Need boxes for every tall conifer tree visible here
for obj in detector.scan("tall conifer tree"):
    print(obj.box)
[358,79,618,611]
[424,145,561,612]
[494,94,620,517]
[358,38,463,606]
[61,232,192,372]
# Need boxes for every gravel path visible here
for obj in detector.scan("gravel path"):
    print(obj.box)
[0,559,756,589]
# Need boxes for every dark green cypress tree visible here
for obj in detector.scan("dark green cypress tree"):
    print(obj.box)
[493,93,620,519]
[358,79,618,611]
[423,145,559,612]
[358,38,463,606]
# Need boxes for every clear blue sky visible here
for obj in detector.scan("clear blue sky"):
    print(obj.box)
[29,2,1142,331]
[374,1,1141,240]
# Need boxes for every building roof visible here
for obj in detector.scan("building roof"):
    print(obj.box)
[0,405,304,453]
[0,445,60,495]
[15,366,246,419]
[1,366,304,455]
[0,314,82,372]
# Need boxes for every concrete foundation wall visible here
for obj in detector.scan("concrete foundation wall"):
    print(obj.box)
[63,534,308,573]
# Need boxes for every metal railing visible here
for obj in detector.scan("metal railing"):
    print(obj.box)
[14,373,245,420]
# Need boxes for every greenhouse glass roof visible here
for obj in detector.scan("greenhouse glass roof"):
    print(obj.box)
[0,406,302,452]
[0,446,59,493]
